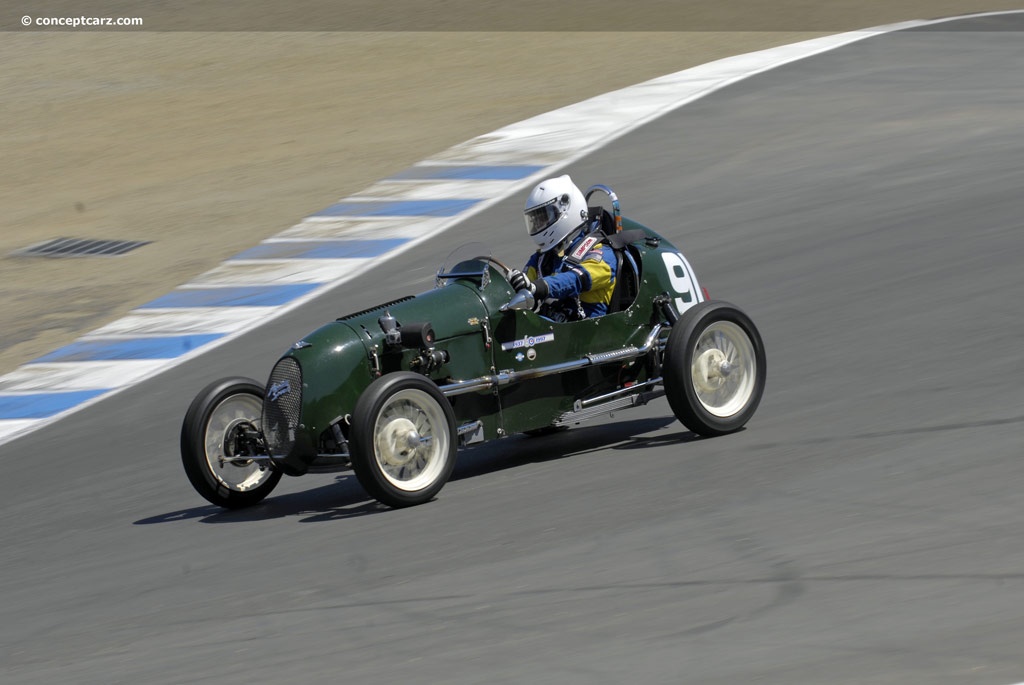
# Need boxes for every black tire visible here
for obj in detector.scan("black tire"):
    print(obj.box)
[662,301,766,436]
[180,377,282,509]
[349,372,457,508]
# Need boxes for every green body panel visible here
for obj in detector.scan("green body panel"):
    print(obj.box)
[491,308,655,432]
[359,280,507,440]
[264,220,704,468]
[277,273,506,465]
[284,321,373,448]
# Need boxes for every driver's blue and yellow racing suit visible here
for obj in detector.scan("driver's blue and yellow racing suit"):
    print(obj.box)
[524,231,618,320]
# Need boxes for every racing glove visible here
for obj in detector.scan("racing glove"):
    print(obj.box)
[509,270,549,299]
[509,269,530,292]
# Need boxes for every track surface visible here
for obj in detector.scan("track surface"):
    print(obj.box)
[3,15,1024,684]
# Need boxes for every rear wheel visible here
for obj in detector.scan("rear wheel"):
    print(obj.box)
[180,377,282,508]
[349,372,457,508]
[662,301,766,436]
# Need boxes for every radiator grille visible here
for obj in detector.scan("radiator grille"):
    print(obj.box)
[263,357,302,457]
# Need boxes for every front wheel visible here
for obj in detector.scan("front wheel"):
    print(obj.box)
[349,372,458,508]
[662,301,766,436]
[180,377,282,508]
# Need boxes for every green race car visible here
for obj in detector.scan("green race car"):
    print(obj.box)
[181,188,766,509]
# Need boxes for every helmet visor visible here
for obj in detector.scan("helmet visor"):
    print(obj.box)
[524,201,561,236]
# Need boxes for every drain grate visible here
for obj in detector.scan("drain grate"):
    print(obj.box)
[14,237,151,258]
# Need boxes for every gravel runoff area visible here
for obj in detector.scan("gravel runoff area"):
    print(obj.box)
[2,0,1021,376]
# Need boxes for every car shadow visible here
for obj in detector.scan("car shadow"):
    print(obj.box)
[451,415,697,481]
[139,415,703,524]
[134,474,388,525]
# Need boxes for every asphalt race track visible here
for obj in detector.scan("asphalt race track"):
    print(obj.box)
[3,14,1024,684]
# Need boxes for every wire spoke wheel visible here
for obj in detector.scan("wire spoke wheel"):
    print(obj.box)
[663,301,766,436]
[203,394,276,492]
[350,372,457,508]
[181,378,282,508]
[373,389,450,491]
[690,321,757,418]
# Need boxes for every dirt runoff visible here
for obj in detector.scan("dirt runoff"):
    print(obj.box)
[1,1,1020,376]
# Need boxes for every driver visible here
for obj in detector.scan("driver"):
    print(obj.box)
[508,175,617,321]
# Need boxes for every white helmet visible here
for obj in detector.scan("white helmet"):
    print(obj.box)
[523,175,589,252]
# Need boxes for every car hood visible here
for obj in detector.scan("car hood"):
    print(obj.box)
[335,277,505,344]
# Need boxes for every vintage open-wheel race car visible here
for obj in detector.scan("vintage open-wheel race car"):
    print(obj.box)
[180,185,766,509]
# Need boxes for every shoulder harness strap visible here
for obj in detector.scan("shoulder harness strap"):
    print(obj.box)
[563,232,603,266]
[605,228,646,251]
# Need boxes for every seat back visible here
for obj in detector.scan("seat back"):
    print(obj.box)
[587,208,643,314]
[608,244,641,313]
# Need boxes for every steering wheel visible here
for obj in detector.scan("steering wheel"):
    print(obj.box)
[476,255,539,313]
[473,255,513,279]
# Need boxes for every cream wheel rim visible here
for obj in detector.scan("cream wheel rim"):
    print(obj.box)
[372,388,449,491]
[203,393,275,492]
[691,321,757,418]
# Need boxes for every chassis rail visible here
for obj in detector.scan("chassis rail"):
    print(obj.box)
[438,324,666,397]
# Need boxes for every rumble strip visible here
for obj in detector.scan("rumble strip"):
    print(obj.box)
[0,11,1013,445]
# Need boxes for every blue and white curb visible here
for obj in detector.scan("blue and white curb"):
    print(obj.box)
[0,12,1011,446]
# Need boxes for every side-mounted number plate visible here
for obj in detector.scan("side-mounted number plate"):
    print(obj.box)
[660,252,702,315]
